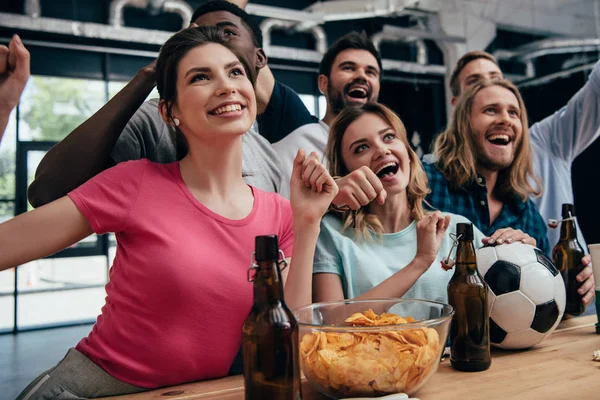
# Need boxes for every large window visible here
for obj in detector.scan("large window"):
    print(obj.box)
[19,77,107,142]
[0,75,121,334]
[0,69,168,333]
[299,94,326,120]
[0,109,16,331]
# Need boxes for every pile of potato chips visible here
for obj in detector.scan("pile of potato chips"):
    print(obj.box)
[299,309,441,397]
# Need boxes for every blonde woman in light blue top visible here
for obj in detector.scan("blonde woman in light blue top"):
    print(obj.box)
[311,103,536,303]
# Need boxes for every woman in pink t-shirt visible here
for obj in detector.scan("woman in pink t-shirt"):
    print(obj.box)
[4,26,337,399]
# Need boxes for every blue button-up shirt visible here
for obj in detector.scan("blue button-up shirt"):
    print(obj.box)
[423,162,550,255]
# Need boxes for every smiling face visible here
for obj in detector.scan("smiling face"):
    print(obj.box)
[193,11,265,82]
[166,42,256,141]
[321,49,381,115]
[469,85,522,172]
[341,113,411,194]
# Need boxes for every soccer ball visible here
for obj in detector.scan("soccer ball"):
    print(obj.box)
[476,242,566,349]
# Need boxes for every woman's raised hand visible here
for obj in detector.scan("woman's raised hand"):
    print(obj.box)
[290,149,338,226]
[414,211,451,268]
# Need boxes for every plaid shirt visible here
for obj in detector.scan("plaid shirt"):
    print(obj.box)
[423,162,550,255]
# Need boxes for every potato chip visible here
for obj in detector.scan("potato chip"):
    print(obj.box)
[299,309,442,397]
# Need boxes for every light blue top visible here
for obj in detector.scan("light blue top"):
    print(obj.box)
[313,212,486,303]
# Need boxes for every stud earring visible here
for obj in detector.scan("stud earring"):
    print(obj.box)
[173,118,180,127]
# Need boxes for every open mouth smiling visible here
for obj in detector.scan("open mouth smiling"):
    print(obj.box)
[374,161,399,178]
[346,86,368,99]
[209,103,246,116]
[487,134,511,146]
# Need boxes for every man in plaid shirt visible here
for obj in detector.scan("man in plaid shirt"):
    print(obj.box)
[422,77,596,309]
[421,78,550,254]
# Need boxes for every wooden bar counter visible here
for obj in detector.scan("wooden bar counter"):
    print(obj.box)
[103,315,600,400]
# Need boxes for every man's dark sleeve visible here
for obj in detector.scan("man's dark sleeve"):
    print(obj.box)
[257,81,318,143]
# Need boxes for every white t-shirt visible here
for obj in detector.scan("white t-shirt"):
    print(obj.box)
[272,120,330,198]
[111,98,284,194]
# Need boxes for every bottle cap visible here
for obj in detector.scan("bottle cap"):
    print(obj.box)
[255,235,279,261]
[561,203,576,219]
[456,223,474,241]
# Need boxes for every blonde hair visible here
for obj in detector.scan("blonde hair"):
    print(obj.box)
[326,103,429,240]
[433,79,541,201]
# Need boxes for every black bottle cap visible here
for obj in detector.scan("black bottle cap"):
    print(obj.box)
[456,223,474,241]
[561,203,576,219]
[255,235,279,262]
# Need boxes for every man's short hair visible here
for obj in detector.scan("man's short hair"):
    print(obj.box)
[319,31,382,79]
[190,0,263,48]
[449,51,498,97]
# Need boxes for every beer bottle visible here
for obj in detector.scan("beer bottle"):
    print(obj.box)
[447,223,491,372]
[242,235,302,400]
[552,203,586,316]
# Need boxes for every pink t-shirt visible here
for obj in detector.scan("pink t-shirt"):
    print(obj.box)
[67,160,293,388]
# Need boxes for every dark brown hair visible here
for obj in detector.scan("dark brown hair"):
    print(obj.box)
[449,51,498,97]
[155,25,253,123]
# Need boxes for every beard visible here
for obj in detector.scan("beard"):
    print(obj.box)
[471,128,517,172]
[327,78,374,115]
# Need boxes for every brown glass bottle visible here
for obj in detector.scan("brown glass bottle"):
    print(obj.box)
[447,223,491,372]
[242,235,302,400]
[552,204,586,316]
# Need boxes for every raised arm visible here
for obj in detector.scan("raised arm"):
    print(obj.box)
[285,150,338,310]
[530,60,600,161]
[27,62,156,208]
[0,196,93,271]
[255,64,275,115]
[0,34,30,142]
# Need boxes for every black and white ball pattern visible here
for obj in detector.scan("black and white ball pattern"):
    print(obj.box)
[476,242,566,349]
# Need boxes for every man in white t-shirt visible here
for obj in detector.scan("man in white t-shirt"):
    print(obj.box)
[273,32,382,198]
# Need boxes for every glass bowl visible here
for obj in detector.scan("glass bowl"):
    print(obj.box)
[294,298,453,399]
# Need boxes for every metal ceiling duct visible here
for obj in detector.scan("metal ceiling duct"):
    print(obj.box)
[246,4,321,24]
[162,0,193,27]
[260,19,444,75]
[247,0,421,31]
[372,30,428,66]
[494,38,600,62]
[306,0,421,24]
[382,59,445,75]
[494,38,600,80]
[0,12,172,45]
[24,0,41,18]
[109,0,148,27]
[517,62,596,88]
[260,18,327,54]
[109,0,192,30]
[4,2,446,75]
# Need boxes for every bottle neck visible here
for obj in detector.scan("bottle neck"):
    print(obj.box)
[559,219,578,241]
[454,240,477,274]
[252,260,285,305]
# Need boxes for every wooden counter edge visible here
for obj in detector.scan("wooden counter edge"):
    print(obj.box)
[98,314,599,399]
